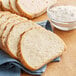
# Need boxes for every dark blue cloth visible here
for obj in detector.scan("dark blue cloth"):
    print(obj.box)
[0,20,60,76]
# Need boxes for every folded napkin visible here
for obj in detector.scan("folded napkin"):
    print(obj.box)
[0,20,60,76]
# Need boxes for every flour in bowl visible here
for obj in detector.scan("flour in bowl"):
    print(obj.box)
[49,6,76,22]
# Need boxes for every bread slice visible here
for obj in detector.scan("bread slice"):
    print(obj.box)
[1,16,27,50]
[1,0,10,11]
[6,21,40,59]
[9,0,20,15]
[18,27,65,71]
[16,0,57,19]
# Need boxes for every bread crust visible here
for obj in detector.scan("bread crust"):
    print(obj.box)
[17,27,66,71]
[0,26,7,50]
[9,0,20,15]
[2,4,10,11]
[9,0,15,13]
[0,0,2,11]
[1,0,10,11]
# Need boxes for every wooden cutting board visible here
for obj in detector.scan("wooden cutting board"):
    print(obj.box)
[21,0,76,76]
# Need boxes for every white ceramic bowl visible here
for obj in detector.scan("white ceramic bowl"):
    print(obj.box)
[47,5,76,31]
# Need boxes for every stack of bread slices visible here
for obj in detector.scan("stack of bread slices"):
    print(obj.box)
[0,0,57,19]
[0,11,65,71]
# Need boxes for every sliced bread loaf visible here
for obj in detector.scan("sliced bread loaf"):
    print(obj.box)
[0,13,18,37]
[18,27,65,71]
[16,0,57,19]
[6,21,40,59]
[1,16,27,50]
[9,0,20,15]
[0,12,12,49]
[1,0,10,11]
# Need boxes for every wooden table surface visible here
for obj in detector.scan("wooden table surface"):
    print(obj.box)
[22,0,76,76]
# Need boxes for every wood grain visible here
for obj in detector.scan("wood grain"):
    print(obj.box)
[22,0,76,76]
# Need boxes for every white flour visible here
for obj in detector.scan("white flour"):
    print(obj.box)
[49,6,76,22]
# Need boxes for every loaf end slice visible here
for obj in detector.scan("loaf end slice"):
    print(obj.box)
[18,27,66,71]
